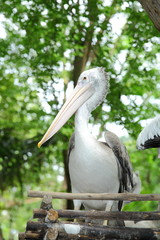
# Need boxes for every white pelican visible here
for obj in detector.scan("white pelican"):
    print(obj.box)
[137,116,160,157]
[38,67,137,213]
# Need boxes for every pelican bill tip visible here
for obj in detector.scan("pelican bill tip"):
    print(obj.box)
[37,141,42,148]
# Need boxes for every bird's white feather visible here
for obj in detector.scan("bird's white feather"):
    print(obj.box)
[137,116,160,149]
[69,107,119,210]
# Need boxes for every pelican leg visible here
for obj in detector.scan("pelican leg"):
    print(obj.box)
[73,199,81,222]
[84,206,102,225]
[105,201,125,227]
[103,200,114,226]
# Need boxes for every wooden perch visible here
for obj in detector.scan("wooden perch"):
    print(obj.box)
[26,221,160,240]
[28,190,160,201]
[19,192,160,240]
[33,208,160,221]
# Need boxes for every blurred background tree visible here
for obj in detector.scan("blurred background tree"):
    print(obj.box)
[0,0,160,239]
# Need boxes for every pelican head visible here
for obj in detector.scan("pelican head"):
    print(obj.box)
[38,67,109,147]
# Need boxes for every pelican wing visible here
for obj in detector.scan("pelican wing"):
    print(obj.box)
[142,135,160,149]
[137,116,160,150]
[105,131,134,193]
[67,133,75,166]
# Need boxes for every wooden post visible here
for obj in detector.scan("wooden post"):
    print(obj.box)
[38,194,53,225]
[43,228,58,240]
[40,195,53,210]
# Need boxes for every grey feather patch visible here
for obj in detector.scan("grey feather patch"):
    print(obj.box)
[67,133,75,166]
[104,130,134,193]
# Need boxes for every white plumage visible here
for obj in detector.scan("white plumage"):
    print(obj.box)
[69,131,119,210]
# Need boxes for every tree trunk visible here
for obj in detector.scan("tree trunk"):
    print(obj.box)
[63,149,73,210]
[138,0,160,31]
[0,226,4,240]
[63,0,98,209]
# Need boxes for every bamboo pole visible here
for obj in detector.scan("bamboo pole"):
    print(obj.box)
[33,208,160,221]
[28,191,160,201]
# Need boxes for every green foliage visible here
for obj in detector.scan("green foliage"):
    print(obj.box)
[0,0,160,238]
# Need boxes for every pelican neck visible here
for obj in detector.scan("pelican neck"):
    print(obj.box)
[75,104,91,134]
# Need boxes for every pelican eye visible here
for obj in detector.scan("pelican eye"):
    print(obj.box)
[79,75,88,85]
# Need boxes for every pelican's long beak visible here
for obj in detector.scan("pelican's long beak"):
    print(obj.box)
[38,83,94,147]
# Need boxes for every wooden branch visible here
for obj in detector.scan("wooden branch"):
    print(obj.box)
[26,221,160,240]
[43,228,58,240]
[28,190,160,201]
[26,221,46,231]
[56,233,98,240]
[138,0,160,32]
[19,232,106,240]
[33,208,160,221]
[45,209,58,223]
[58,223,159,240]
[19,232,41,239]
[18,233,26,240]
